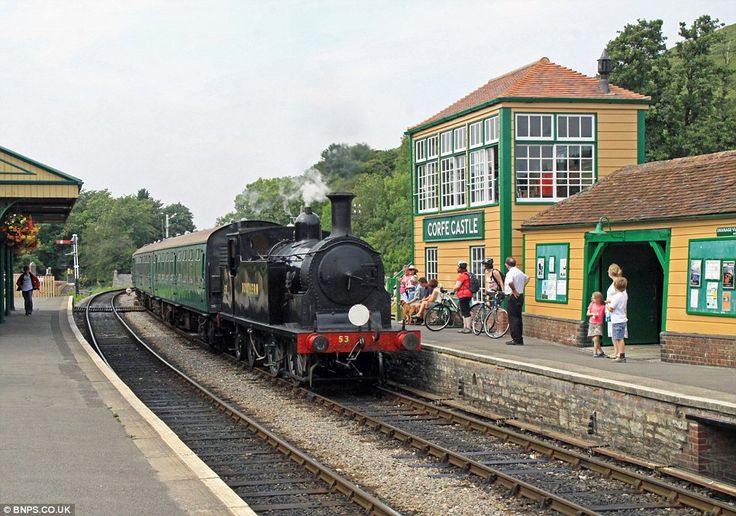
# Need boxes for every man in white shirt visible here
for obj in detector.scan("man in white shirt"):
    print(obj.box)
[504,257,529,345]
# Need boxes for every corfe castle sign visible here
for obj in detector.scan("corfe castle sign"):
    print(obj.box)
[423,211,484,242]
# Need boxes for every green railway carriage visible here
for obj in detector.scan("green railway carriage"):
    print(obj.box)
[132,225,233,330]
[132,221,283,335]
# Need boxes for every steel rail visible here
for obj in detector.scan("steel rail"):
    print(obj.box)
[288,389,599,515]
[83,290,113,366]
[376,385,736,516]
[98,292,398,516]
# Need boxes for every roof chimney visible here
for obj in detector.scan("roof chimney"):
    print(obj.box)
[597,48,611,94]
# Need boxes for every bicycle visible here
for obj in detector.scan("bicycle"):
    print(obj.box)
[424,289,483,331]
[471,290,510,338]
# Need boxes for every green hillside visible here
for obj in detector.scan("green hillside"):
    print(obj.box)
[712,23,736,72]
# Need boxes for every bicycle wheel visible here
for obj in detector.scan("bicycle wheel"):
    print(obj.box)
[425,304,451,331]
[485,307,510,338]
[470,305,486,335]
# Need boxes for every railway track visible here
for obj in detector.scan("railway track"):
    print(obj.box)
[233,355,736,514]
[113,293,736,515]
[82,290,398,515]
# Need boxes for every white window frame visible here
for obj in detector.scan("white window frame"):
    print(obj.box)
[515,113,554,141]
[425,248,438,281]
[426,135,438,159]
[440,156,466,209]
[440,131,453,156]
[484,116,499,144]
[416,162,439,213]
[516,143,595,202]
[415,139,426,162]
[469,121,483,148]
[470,246,486,302]
[454,126,466,152]
[469,148,497,207]
[557,114,595,141]
[554,144,595,199]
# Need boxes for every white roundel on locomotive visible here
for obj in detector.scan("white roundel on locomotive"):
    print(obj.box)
[317,244,379,306]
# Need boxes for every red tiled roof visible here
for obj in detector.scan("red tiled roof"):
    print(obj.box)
[521,151,736,229]
[410,58,650,131]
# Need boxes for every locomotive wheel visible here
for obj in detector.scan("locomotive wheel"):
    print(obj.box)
[378,352,385,385]
[287,351,309,382]
[267,345,283,377]
[246,338,257,368]
[234,329,246,361]
[207,323,222,354]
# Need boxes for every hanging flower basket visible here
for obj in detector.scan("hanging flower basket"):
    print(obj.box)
[1,213,40,253]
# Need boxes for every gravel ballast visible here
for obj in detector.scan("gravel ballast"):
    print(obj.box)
[114,297,534,515]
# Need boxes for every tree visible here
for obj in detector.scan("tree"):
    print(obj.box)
[666,15,736,157]
[606,19,670,161]
[161,203,196,237]
[608,16,736,160]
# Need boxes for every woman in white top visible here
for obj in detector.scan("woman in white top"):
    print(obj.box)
[604,263,625,356]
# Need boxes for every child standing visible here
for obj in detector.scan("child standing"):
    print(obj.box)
[607,277,629,363]
[586,292,606,358]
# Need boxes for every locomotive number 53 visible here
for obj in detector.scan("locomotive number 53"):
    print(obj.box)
[338,335,351,344]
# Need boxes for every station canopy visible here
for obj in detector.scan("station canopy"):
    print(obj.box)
[0,145,83,223]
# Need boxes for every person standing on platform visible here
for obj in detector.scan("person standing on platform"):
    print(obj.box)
[605,263,625,346]
[16,265,40,316]
[504,257,529,345]
[607,277,629,363]
[400,265,418,303]
[483,258,505,297]
[586,291,606,357]
[454,261,473,334]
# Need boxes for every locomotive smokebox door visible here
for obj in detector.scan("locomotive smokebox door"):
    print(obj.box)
[317,246,377,305]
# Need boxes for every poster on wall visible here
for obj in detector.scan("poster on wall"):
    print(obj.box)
[723,261,734,289]
[559,258,567,279]
[537,257,545,279]
[690,289,699,309]
[556,280,567,297]
[548,256,556,274]
[689,260,702,287]
[540,280,549,299]
[723,291,732,312]
[545,278,557,301]
[705,259,721,281]
[706,282,719,309]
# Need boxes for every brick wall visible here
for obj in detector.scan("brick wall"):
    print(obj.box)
[677,420,736,483]
[386,347,736,482]
[522,313,588,347]
[660,332,736,368]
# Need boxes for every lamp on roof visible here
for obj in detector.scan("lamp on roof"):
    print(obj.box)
[590,216,612,235]
[597,48,611,94]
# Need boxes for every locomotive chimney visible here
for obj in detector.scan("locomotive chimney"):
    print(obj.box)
[327,192,355,238]
[294,206,321,241]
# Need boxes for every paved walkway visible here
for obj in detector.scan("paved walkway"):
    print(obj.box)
[0,297,243,515]
[419,327,736,409]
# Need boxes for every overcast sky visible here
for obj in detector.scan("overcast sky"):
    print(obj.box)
[2,0,734,229]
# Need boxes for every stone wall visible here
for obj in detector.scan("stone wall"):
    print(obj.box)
[386,346,736,482]
[660,331,736,369]
[522,313,588,347]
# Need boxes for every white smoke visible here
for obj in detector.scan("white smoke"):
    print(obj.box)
[299,168,330,206]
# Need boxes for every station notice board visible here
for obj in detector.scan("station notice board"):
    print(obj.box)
[687,237,736,317]
[535,243,569,304]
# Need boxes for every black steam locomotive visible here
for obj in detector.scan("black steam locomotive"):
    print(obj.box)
[133,193,420,384]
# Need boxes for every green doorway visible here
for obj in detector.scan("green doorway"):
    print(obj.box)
[599,243,663,344]
[584,229,670,345]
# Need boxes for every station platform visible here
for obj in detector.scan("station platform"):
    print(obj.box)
[0,297,251,515]
[420,330,736,408]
